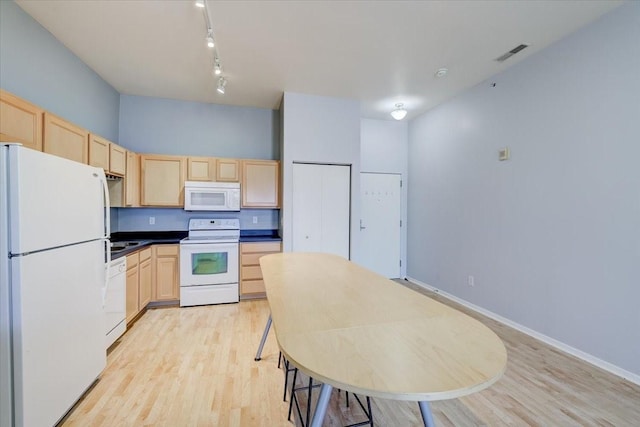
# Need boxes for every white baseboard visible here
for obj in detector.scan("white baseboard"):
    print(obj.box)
[405,276,640,386]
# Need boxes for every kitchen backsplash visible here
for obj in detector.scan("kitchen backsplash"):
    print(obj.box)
[114,207,279,232]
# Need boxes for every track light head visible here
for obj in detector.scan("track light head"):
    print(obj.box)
[390,103,408,120]
[217,77,227,94]
[213,56,222,75]
[195,0,205,8]
[206,31,215,48]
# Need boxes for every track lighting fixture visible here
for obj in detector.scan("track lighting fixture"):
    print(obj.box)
[196,0,227,93]
[217,77,227,94]
[390,103,408,120]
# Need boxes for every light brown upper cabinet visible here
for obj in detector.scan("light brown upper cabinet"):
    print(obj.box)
[88,134,110,170]
[89,134,126,177]
[216,158,240,182]
[242,160,280,208]
[125,151,140,207]
[43,113,88,164]
[0,90,43,151]
[187,156,216,181]
[109,143,126,176]
[140,154,186,207]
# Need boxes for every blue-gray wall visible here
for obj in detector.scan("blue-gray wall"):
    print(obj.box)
[281,93,361,258]
[116,208,278,232]
[119,95,279,159]
[0,1,120,141]
[117,94,281,231]
[407,2,640,377]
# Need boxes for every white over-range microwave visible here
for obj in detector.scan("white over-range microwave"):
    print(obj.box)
[184,181,241,211]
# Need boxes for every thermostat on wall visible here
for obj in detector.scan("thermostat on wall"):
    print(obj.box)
[498,147,510,161]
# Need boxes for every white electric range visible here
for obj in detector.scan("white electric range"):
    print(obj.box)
[179,218,240,307]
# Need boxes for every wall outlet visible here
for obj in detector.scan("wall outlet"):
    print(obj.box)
[252,216,258,224]
[468,275,475,287]
[149,216,155,225]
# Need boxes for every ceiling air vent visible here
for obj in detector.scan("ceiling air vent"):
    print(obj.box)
[495,44,529,62]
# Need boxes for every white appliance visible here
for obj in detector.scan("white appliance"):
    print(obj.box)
[184,181,240,211]
[180,218,240,306]
[105,257,126,349]
[0,144,109,427]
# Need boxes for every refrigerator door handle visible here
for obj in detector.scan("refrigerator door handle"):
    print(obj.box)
[98,170,111,238]
[102,239,111,307]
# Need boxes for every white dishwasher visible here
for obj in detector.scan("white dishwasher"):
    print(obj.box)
[105,257,127,349]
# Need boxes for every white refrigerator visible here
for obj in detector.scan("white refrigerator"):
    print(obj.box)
[1,144,109,426]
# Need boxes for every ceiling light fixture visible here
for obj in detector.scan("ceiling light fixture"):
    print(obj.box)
[435,68,448,78]
[194,0,205,8]
[217,77,227,94]
[390,103,407,120]
[214,56,222,75]
[206,30,215,48]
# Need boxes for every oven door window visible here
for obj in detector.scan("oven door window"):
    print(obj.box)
[191,252,228,275]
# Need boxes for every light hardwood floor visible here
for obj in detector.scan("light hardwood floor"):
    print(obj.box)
[61,281,640,426]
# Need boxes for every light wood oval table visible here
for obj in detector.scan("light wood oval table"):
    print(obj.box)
[256,253,507,427]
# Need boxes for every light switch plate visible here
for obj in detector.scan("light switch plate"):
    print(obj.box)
[499,147,510,161]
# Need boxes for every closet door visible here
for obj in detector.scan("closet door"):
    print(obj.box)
[292,163,350,259]
[292,164,322,252]
[321,165,350,258]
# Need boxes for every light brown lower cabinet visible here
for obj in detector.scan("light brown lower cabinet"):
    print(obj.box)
[138,248,152,309]
[125,252,140,324]
[240,241,281,299]
[152,244,180,302]
[125,247,152,324]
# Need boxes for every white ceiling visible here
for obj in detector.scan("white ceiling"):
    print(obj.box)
[16,0,622,120]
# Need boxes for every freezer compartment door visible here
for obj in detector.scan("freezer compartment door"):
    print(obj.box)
[11,240,106,427]
[8,146,108,254]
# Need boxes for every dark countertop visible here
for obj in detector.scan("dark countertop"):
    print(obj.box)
[240,229,282,243]
[110,231,187,260]
[110,229,280,259]
[112,231,187,243]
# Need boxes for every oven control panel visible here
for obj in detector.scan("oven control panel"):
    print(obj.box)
[189,218,240,230]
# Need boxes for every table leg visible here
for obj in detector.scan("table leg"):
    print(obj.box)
[254,314,272,361]
[310,383,333,427]
[418,401,435,427]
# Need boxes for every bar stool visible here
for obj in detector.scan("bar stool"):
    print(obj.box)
[279,352,297,402]
[285,365,374,427]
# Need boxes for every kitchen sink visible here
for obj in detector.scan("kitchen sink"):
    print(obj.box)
[110,241,144,252]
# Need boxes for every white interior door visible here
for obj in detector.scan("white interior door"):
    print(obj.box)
[360,173,401,278]
[292,164,322,253]
[292,163,350,259]
[321,165,351,258]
